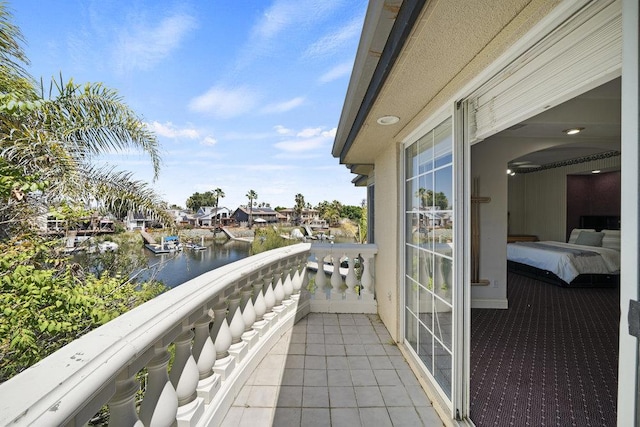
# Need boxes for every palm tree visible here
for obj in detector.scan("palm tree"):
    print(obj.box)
[294,193,305,224]
[246,190,257,228]
[0,4,172,238]
[212,188,225,230]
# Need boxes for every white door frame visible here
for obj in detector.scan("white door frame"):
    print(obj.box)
[618,0,639,424]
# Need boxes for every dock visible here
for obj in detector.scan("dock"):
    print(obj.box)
[221,227,254,243]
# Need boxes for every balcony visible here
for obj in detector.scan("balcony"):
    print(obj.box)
[0,243,443,426]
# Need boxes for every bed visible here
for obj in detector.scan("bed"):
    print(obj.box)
[507,228,620,287]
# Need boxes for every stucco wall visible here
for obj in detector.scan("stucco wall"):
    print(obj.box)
[373,143,400,340]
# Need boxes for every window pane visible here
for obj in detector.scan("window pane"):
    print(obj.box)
[405,278,418,315]
[406,177,420,212]
[434,119,452,169]
[433,302,452,351]
[405,309,418,352]
[434,166,453,255]
[418,132,434,174]
[434,255,453,306]
[406,142,419,178]
[434,340,452,399]
[418,320,433,371]
[406,244,418,284]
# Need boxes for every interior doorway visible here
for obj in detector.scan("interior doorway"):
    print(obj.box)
[468,78,621,426]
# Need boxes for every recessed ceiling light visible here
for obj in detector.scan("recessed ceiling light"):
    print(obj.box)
[563,127,584,135]
[592,169,601,174]
[506,169,512,175]
[376,115,399,125]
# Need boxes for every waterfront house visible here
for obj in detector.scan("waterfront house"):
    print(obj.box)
[195,206,231,227]
[331,0,635,425]
[232,205,280,225]
[278,207,321,225]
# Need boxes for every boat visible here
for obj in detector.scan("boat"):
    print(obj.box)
[184,242,206,251]
[144,235,182,254]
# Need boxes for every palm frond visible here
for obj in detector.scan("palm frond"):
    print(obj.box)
[41,79,161,180]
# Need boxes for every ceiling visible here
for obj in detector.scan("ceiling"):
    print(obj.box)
[498,77,621,172]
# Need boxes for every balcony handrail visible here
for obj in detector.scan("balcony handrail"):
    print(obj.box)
[0,243,311,426]
[0,242,379,426]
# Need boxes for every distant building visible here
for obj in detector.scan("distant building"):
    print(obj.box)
[232,206,282,225]
[278,208,320,225]
[195,206,232,227]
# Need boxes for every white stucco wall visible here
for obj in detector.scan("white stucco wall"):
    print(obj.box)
[373,143,401,340]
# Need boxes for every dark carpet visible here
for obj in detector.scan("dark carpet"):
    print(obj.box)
[470,272,619,427]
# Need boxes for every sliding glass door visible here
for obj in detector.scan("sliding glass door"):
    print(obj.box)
[404,117,454,400]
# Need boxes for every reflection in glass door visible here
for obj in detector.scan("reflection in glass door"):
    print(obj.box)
[404,117,454,400]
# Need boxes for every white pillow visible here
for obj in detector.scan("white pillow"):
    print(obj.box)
[601,229,621,251]
[568,228,595,244]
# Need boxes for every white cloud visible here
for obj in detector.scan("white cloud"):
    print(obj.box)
[261,97,305,114]
[322,127,337,138]
[304,17,363,58]
[274,125,293,135]
[274,136,328,152]
[114,12,197,73]
[201,136,217,146]
[319,61,353,83]
[237,0,345,67]
[148,121,199,139]
[147,121,218,146]
[297,127,322,138]
[189,85,260,119]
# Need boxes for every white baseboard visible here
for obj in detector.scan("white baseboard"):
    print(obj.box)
[471,298,508,309]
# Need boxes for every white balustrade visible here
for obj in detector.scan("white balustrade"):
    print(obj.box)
[0,242,377,426]
[308,243,378,313]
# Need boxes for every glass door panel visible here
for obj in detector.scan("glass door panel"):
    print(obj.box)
[404,117,454,401]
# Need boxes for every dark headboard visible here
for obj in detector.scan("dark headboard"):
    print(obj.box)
[579,215,620,231]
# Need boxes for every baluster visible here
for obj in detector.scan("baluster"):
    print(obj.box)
[228,292,249,362]
[283,264,294,299]
[263,273,277,322]
[252,271,270,336]
[360,254,375,300]
[330,253,343,298]
[193,313,220,403]
[170,329,204,425]
[299,254,310,293]
[241,285,256,330]
[170,329,199,405]
[240,284,259,347]
[108,372,143,427]
[211,303,235,379]
[139,347,178,427]
[314,251,327,299]
[345,255,358,299]
[281,262,295,313]
[273,265,285,307]
[291,257,304,296]
[253,280,266,322]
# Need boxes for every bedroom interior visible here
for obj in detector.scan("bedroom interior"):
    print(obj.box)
[469,77,621,425]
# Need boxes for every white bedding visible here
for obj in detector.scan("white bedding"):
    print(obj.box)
[507,241,620,284]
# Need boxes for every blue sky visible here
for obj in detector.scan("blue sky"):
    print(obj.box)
[11,0,367,210]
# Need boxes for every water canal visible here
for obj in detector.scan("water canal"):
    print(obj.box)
[137,239,252,288]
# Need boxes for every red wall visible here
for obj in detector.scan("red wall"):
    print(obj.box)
[566,171,620,239]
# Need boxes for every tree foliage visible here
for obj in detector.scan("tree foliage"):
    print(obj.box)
[185,191,217,212]
[246,189,257,228]
[0,3,169,381]
[417,188,449,210]
[0,236,164,381]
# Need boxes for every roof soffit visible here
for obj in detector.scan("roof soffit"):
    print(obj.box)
[341,0,561,165]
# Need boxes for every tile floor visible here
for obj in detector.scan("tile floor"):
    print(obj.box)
[221,313,444,426]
